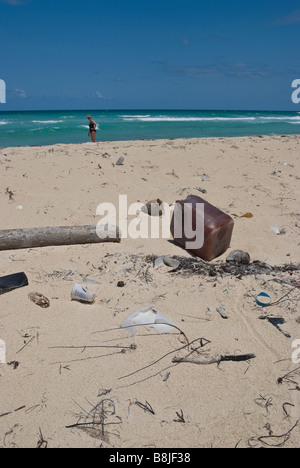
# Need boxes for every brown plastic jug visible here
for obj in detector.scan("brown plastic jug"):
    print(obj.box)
[170,195,234,261]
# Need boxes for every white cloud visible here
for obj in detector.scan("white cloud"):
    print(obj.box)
[1,0,26,5]
[272,9,300,24]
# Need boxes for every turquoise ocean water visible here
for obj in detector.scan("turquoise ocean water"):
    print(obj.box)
[0,110,300,147]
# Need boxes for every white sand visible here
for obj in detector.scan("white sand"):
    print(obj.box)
[0,136,299,448]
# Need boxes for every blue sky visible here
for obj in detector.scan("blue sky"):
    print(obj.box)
[0,0,299,110]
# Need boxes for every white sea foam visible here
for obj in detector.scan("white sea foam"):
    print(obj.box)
[258,116,300,122]
[122,116,257,122]
[0,121,8,125]
[120,114,151,118]
[32,120,63,124]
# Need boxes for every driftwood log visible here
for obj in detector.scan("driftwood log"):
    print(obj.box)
[0,225,121,251]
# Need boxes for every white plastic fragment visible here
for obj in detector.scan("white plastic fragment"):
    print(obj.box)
[121,305,175,337]
[216,306,228,319]
[270,225,281,235]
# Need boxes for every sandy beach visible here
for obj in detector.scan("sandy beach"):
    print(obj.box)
[0,135,299,448]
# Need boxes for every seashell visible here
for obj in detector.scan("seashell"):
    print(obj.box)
[28,292,50,308]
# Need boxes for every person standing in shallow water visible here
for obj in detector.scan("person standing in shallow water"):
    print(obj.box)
[87,115,97,142]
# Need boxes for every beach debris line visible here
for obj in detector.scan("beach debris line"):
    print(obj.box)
[151,255,299,280]
[0,224,121,251]
[28,292,50,309]
[0,272,28,295]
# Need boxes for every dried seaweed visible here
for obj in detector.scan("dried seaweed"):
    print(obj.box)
[148,256,300,280]
[66,398,122,443]
[248,419,300,448]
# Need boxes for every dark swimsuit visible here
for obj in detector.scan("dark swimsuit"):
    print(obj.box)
[89,122,96,132]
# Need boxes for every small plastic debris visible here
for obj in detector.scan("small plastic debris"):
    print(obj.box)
[216,306,228,319]
[154,256,181,270]
[197,186,207,194]
[270,225,281,235]
[200,174,210,181]
[0,272,28,295]
[115,157,125,166]
[232,213,253,219]
[71,284,96,304]
[121,305,175,337]
[270,225,286,235]
[268,317,291,339]
[255,292,272,307]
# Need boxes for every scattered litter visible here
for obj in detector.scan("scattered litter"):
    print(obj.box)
[71,284,96,304]
[154,256,181,270]
[121,305,175,337]
[226,250,250,265]
[272,168,280,175]
[0,272,28,295]
[171,195,234,262]
[232,213,254,219]
[270,225,285,235]
[115,157,124,166]
[259,315,291,339]
[16,205,23,210]
[163,372,171,382]
[197,186,207,194]
[216,306,228,319]
[267,317,291,339]
[282,162,295,168]
[199,174,210,182]
[255,292,272,307]
[28,292,50,308]
[117,281,126,288]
